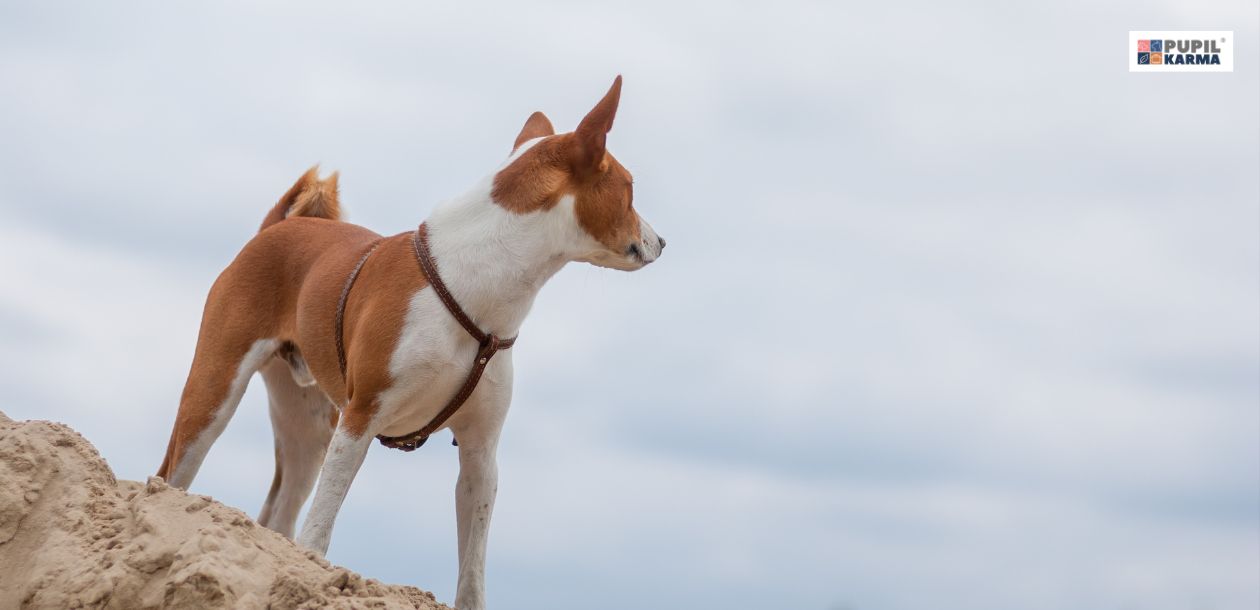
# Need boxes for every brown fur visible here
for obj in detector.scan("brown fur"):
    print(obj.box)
[512,111,556,151]
[491,135,570,213]
[492,76,641,250]
[259,166,343,232]
[156,215,423,479]
[290,170,341,220]
[160,166,354,481]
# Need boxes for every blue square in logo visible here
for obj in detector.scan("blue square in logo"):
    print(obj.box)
[1150,40,1163,52]
[1137,52,1150,64]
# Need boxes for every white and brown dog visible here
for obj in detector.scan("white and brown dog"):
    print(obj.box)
[155,76,662,609]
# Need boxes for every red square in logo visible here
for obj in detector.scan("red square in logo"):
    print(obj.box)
[1137,39,1150,52]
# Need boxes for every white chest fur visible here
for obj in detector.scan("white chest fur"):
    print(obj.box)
[372,288,515,438]
[366,143,596,438]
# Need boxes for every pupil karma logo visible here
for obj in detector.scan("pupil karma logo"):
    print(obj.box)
[1135,39,1165,64]
[1130,31,1233,72]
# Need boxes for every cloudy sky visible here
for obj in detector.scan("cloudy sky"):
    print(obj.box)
[1,1,1257,609]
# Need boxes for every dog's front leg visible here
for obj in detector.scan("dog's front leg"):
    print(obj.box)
[451,378,511,610]
[297,419,374,555]
[453,432,500,610]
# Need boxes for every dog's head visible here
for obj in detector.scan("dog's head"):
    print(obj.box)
[491,76,664,271]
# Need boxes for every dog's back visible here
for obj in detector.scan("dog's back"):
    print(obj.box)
[156,168,377,495]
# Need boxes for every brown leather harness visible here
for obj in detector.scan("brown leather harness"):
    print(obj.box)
[334,223,517,452]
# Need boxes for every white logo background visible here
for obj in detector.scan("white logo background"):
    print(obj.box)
[1129,30,1234,73]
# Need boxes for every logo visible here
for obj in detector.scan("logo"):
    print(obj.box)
[1130,31,1233,72]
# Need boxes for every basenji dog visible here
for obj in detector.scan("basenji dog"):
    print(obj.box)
[155,76,663,609]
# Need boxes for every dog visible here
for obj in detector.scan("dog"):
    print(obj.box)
[155,76,663,609]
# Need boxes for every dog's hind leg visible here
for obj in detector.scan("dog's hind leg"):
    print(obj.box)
[156,338,279,489]
[255,356,338,538]
[257,441,284,527]
[296,395,380,556]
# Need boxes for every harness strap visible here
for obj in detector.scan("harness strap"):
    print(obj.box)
[373,223,517,451]
[335,239,384,377]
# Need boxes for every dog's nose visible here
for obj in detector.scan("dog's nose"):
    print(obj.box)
[658,236,666,250]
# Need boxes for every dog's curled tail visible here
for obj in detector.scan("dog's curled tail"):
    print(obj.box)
[259,165,342,231]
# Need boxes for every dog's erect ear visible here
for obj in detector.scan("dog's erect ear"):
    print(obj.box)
[513,111,555,151]
[570,75,622,174]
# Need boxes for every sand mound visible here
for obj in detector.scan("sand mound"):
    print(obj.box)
[0,411,447,609]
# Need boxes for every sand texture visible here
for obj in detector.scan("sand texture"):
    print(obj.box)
[0,411,448,609]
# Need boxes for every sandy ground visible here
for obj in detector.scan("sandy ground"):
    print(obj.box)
[0,411,448,609]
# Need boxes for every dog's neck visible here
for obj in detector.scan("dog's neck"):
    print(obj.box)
[422,175,577,338]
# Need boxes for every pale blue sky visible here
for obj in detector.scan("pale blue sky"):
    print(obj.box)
[1,2,1257,609]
